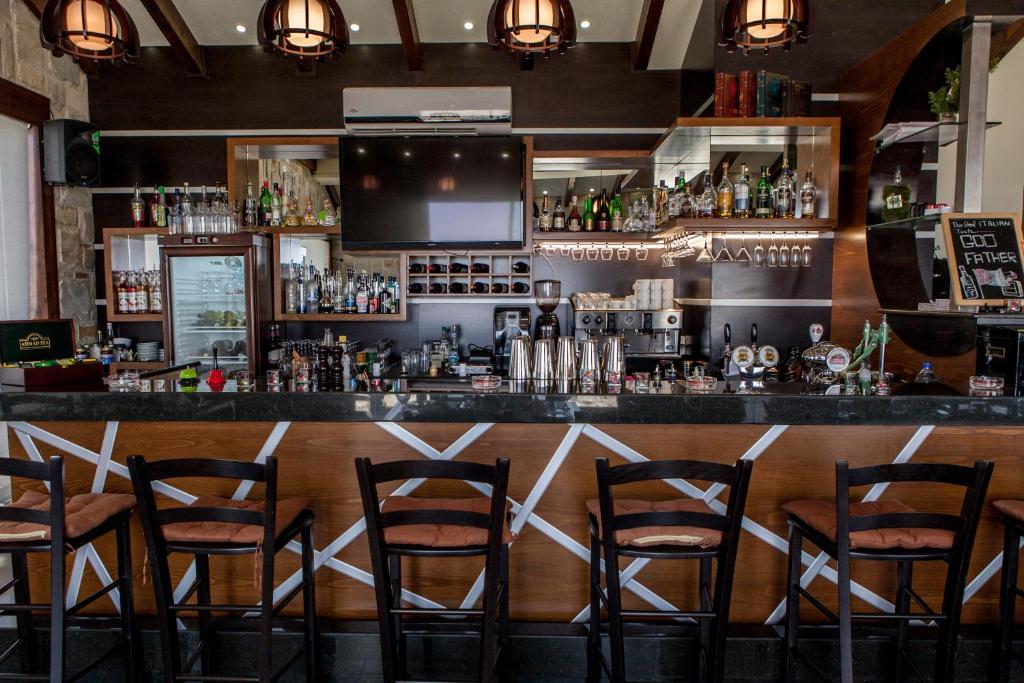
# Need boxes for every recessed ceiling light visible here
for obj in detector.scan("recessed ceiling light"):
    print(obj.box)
[235,24,246,33]
[501,152,510,158]
[357,147,366,154]
[453,152,461,158]
[589,188,595,193]
[350,23,360,32]
[403,151,411,157]
[464,21,474,30]
[580,19,592,29]
[542,190,548,195]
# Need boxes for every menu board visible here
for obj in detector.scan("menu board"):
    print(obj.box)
[941,213,1024,305]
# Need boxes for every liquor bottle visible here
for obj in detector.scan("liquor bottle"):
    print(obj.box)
[378,277,392,312]
[285,264,300,314]
[125,271,138,313]
[471,281,489,294]
[321,199,337,227]
[881,165,911,223]
[156,186,168,227]
[149,271,163,313]
[491,282,510,294]
[734,164,751,218]
[800,170,818,219]
[116,272,129,314]
[668,176,683,218]
[408,283,425,294]
[610,194,623,231]
[567,196,581,231]
[130,183,145,228]
[532,200,540,229]
[512,261,530,274]
[552,198,565,230]
[243,182,258,228]
[697,169,717,218]
[427,263,447,274]
[259,181,272,227]
[755,166,773,219]
[511,282,530,294]
[717,162,735,218]
[428,283,448,294]
[356,274,369,313]
[149,188,160,227]
[345,269,357,313]
[388,276,400,314]
[270,182,283,227]
[449,282,467,294]
[284,189,301,227]
[135,271,150,313]
[679,182,695,219]
[774,158,795,219]
[170,188,183,234]
[295,265,307,314]
[470,262,490,274]
[303,195,315,226]
[582,193,595,231]
[539,196,553,230]
[307,266,319,314]
[597,191,611,231]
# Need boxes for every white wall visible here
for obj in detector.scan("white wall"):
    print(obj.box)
[983,40,1024,213]
[0,113,30,320]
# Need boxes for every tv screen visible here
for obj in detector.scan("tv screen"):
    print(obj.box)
[340,136,524,249]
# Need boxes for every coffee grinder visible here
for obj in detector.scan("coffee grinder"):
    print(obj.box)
[534,280,561,340]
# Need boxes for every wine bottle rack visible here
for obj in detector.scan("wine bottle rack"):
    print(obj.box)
[406,253,534,298]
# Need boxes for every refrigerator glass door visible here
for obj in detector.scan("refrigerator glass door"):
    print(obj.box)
[167,253,250,374]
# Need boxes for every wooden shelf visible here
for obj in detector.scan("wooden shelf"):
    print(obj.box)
[532,231,660,242]
[654,218,835,239]
[261,226,342,235]
[109,361,167,372]
[276,313,405,322]
[107,313,165,323]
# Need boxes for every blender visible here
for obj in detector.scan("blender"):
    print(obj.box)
[534,280,561,340]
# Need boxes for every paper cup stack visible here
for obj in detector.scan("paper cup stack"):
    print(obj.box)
[633,279,675,310]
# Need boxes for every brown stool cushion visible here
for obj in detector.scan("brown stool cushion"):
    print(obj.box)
[586,498,723,548]
[0,490,136,542]
[381,496,513,547]
[161,495,309,545]
[782,499,955,550]
[994,500,1024,523]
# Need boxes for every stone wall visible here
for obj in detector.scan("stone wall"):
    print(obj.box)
[0,0,95,339]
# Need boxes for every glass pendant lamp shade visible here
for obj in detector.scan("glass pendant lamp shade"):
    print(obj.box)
[719,0,812,54]
[40,0,140,62]
[488,0,577,57]
[258,0,349,61]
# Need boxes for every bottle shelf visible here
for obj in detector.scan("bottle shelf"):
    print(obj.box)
[407,253,533,298]
[275,313,405,322]
[654,217,835,239]
[106,313,165,322]
[532,231,660,242]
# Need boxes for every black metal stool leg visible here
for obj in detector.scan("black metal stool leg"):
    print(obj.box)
[301,524,321,682]
[603,547,626,683]
[49,546,66,681]
[116,520,142,682]
[587,531,601,682]
[699,556,712,683]
[995,523,1020,683]
[894,560,913,682]
[782,525,802,683]
[12,551,36,675]
[195,553,213,677]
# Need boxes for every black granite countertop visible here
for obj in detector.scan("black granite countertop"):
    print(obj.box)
[1,377,1021,425]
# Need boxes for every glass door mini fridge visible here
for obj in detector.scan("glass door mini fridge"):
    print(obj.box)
[160,234,270,376]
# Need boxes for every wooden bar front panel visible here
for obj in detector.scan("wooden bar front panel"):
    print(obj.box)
[6,421,1023,625]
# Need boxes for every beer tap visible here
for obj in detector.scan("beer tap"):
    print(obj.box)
[721,324,737,378]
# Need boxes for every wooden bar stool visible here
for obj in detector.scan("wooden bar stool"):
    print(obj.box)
[127,455,320,682]
[587,457,753,683]
[782,460,993,683]
[0,454,140,681]
[355,457,512,683]
[992,499,1024,682]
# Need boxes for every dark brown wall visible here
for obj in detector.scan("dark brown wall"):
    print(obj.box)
[90,44,688,131]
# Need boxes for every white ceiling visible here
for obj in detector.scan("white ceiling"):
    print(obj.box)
[120,0,701,70]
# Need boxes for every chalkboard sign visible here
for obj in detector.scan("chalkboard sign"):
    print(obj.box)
[941,213,1024,305]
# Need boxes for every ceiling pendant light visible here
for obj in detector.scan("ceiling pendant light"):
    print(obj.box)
[719,0,812,54]
[40,0,140,63]
[488,0,577,61]
[257,0,349,62]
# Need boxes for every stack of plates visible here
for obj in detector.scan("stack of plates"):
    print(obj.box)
[137,342,161,362]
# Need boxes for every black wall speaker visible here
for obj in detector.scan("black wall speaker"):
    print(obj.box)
[42,119,101,187]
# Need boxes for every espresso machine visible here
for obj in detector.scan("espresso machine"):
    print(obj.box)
[534,280,561,340]
[494,306,530,374]
[572,307,685,369]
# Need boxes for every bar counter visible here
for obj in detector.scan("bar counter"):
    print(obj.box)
[2,379,1023,628]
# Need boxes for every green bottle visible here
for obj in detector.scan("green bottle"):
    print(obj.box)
[755,166,773,219]
[582,193,595,232]
[610,193,623,231]
[259,180,273,227]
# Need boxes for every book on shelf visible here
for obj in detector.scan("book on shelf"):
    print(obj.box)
[714,72,740,117]
[737,70,756,117]
[716,70,812,118]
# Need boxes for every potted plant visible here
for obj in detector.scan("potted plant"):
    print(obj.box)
[928,66,960,122]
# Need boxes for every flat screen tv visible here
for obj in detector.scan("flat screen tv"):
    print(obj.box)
[340,136,524,249]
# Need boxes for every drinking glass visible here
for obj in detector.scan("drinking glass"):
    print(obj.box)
[266,369,282,387]
[616,246,630,261]
[753,240,765,267]
[635,245,649,261]
[767,239,779,267]
[634,371,650,391]
[571,246,584,261]
[295,362,311,386]
[559,245,571,257]
[600,246,613,261]
[661,253,675,268]
[585,246,599,261]
[236,370,253,390]
[734,238,752,262]
[779,240,790,267]
[801,241,813,268]
[714,238,734,262]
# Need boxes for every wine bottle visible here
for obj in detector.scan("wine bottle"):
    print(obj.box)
[512,261,530,274]
[755,166,773,219]
[511,282,530,294]
[449,282,467,294]
[428,283,448,294]
[716,161,735,218]
[427,263,448,274]
[470,263,490,273]
[552,198,565,230]
[471,282,489,294]
[582,194,595,232]
[409,263,426,274]
[491,283,510,294]
[408,283,424,294]
[567,197,581,231]
[449,262,468,274]
[597,191,611,231]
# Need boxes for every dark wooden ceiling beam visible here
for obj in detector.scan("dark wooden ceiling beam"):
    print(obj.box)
[992,17,1024,65]
[21,0,44,19]
[632,0,665,71]
[138,0,207,77]
[391,0,423,71]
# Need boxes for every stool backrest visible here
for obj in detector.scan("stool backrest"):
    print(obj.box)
[595,458,753,551]
[355,458,511,551]
[835,460,994,556]
[127,455,278,549]
[0,456,65,546]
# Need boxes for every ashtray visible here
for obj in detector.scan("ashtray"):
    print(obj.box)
[472,375,502,391]
[686,376,717,393]
[969,375,1004,391]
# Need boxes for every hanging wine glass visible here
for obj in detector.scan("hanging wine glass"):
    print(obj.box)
[801,239,813,268]
[779,237,790,267]
[753,238,765,267]
[714,233,734,262]
[735,237,751,262]
[767,237,779,268]
[696,233,713,263]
